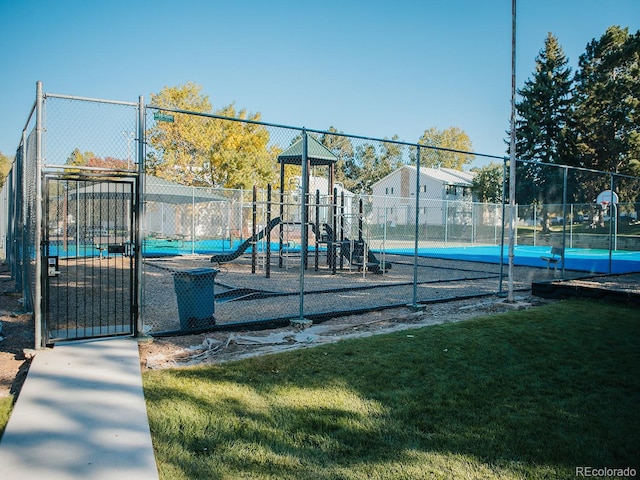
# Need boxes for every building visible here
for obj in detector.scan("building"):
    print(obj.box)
[370,165,476,226]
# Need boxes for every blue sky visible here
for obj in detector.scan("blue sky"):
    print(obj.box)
[1,0,638,168]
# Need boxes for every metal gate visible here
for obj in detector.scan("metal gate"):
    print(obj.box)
[43,174,137,344]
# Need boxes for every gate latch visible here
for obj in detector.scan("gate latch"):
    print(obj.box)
[47,256,61,277]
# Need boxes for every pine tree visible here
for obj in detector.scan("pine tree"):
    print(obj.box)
[572,26,640,208]
[513,33,574,231]
[574,26,639,174]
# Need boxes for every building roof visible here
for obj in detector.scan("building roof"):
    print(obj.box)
[278,136,339,166]
[69,174,227,204]
[371,165,475,188]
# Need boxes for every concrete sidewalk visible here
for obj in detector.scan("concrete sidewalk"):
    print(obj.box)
[0,337,159,480]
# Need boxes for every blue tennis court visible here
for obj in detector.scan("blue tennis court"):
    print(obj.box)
[46,239,299,258]
[48,239,640,275]
[385,245,640,275]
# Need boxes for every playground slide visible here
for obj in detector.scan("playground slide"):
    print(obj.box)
[210,217,281,264]
[316,223,387,274]
[338,238,385,274]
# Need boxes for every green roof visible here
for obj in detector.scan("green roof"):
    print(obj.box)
[278,136,338,166]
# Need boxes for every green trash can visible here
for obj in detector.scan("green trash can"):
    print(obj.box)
[173,268,219,331]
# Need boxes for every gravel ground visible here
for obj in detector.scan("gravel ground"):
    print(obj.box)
[141,253,572,333]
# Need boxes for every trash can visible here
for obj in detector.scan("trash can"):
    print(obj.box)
[173,268,219,331]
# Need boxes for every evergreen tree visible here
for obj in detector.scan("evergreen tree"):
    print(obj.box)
[472,162,504,204]
[572,26,640,205]
[513,33,574,231]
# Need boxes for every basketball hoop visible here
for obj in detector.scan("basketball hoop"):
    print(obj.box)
[596,190,618,206]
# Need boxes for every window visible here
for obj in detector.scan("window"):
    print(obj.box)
[385,187,394,195]
[445,185,456,195]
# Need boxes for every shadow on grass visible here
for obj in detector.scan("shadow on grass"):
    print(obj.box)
[144,299,640,479]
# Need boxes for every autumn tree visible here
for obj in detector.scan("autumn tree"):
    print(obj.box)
[0,151,12,188]
[146,83,279,189]
[66,148,98,167]
[205,104,279,189]
[418,127,474,169]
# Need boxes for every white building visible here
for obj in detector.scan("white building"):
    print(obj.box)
[370,165,476,226]
[287,175,355,225]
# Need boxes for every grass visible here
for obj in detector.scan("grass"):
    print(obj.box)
[0,396,13,438]
[143,299,640,479]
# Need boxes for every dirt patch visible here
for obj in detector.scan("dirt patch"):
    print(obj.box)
[137,294,549,372]
[0,264,34,398]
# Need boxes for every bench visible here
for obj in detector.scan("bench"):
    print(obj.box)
[541,246,564,273]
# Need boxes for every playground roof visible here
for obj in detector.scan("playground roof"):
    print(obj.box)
[69,174,227,205]
[277,136,339,166]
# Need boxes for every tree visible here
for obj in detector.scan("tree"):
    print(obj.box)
[204,104,279,189]
[472,162,504,204]
[0,151,12,189]
[320,126,355,188]
[513,33,574,231]
[379,135,405,178]
[418,127,474,169]
[516,33,574,168]
[573,26,640,203]
[64,150,128,170]
[146,83,278,189]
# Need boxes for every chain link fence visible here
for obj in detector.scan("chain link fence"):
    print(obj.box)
[2,84,639,345]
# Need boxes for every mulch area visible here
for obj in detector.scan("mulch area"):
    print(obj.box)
[532,272,640,304]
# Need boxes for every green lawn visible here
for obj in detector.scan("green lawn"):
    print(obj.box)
[143,299,640,479]
[0,396,12,437]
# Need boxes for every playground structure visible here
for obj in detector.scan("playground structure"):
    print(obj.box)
[209,185,388,276]
[210,136,388,276]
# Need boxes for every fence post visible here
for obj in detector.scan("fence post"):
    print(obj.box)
[499,158,507,294]
[135,95,145,337]
[411,147,421,307]
[266,184,271,278]
[252,186,257,274]
[608,173,615,273]
[298,130,309,322]
[34,81,43,348]
[561,166,568,277]
[314,189,320,271]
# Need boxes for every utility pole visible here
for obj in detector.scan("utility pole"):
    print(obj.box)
[508,0,517,302]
